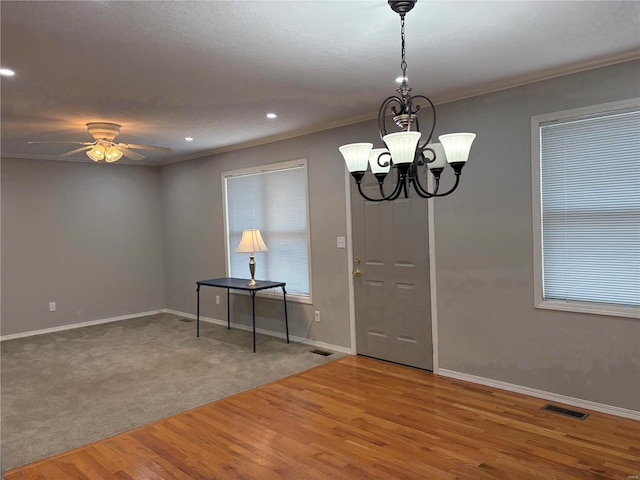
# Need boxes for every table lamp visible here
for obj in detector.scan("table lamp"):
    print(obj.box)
[236,229,269,286]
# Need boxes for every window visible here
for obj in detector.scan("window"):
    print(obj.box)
[532,99,640,318]
[223,159,312,302]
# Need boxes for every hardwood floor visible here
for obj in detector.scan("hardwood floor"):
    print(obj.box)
[4,356,639,479]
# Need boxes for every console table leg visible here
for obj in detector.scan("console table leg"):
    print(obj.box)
[282,286,289,344]
[196,284,201,337]
[251,291,257,353]
[227,288,231,330]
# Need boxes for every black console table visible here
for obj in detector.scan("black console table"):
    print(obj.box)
[196,277,289,352]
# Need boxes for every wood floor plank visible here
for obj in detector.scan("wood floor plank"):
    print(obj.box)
[4,355,639,480]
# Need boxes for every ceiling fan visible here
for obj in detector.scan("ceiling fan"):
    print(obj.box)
[28,122,172,162]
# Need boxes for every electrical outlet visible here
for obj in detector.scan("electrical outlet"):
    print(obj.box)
[337,236,346,248]
[49,302,56,312]
[216,295,220,305]
[314,310,320,322]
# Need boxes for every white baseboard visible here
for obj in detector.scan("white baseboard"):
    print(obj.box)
[163,309,352,355]
[438,368,640,421]
[0,310,164,341]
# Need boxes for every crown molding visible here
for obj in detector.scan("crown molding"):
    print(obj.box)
[434,48,640,105]
[0,153,158,166]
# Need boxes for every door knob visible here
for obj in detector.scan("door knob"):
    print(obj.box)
[352,269,361,277]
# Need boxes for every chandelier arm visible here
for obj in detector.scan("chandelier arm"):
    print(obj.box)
[403,177,411,198]
[378,96,403,140]
[432,177,440,195]
[357,178,403,203]
[429,173,462,197]
[393,165,413,200]
[357,182,388,202]
[389,177,407,201]
[351,167,404,203]
[379,168,406,201]
[420,147,436,166]
[377,151,392,169]
[412,94,437,152]
[412,181,437,199]
[410,165,437,198]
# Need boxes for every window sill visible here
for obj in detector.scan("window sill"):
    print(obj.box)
[536,299,639,320]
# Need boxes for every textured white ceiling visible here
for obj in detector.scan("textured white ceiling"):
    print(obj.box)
[1,1,639,165]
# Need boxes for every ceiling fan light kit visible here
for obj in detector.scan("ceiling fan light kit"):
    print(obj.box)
[28,121,171,163]
[83,123,126,162]
[339,0,476,202]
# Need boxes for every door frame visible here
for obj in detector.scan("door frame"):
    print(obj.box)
[344,168,440,373]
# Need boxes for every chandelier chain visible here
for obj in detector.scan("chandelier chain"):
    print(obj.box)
[400,15,407,78]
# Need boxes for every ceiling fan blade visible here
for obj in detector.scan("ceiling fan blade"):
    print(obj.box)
[117,143,172,153]
[119,148,145,161]
[59,145,93,157]
[27,141,93,145]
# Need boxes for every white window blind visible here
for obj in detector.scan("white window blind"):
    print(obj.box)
[540,109,640,308]
[224,161,311,299]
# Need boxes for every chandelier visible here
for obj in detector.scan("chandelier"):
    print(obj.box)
[339,0,476,202]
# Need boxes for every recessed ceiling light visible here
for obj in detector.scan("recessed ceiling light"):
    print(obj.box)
[266,113,278,119]
[184,137,194,142]
[0,68,16,77]
[395,76,407,83]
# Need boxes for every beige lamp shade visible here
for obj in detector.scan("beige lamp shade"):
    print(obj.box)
[236,229,269,254]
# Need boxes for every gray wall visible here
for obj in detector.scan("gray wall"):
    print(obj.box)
[160,123,374,347]
[1,159,165,335]
[433,60,640,411]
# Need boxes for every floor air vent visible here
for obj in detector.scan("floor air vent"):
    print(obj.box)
[310,349,333,356]
[179,318,193,323]
[541,403,589,420]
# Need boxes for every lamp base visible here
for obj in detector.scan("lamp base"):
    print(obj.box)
[248,255,257,286]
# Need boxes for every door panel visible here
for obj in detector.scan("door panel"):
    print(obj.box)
[352,174,432,370]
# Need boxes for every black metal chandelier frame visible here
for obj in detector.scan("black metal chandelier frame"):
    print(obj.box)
[344,0,472,202]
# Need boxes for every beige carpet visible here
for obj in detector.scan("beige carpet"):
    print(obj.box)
[0,313,343,471]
